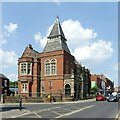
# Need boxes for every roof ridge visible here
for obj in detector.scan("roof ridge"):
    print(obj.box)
[0,73,9,80]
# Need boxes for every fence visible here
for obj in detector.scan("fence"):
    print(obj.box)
[1,91,94,103]
[4,96,44,103]
[2,93,74,103]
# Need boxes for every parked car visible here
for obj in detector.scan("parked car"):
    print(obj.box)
[107,93,119,102]
[96,95,106,101]
[117,93,120,99]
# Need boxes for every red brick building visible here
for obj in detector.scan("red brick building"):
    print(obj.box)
[90,74,114,95]
[18,17,91,100]
[0,73,10,99]
[114,87,120,92]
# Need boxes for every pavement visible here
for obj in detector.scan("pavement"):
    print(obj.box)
[1,109,30,119]
[0,98,95,119]
[0,98,95,105]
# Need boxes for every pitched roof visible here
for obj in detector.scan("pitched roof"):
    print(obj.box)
[0,73,9,80]
[74,59,80,65]
[21,44,39,58]
[47,16,66,41]
[43,17,70,54]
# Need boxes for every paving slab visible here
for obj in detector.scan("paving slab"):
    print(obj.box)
[1,109,30,118]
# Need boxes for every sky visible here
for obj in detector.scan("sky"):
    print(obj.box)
[1,2,118,87]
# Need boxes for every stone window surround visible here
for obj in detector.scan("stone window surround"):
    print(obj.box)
[45,58,57,76]
[22,83,28,93]
[65,84,71,96]
[20,62,32,76]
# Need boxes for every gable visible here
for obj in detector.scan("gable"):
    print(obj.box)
[21,44,39,58]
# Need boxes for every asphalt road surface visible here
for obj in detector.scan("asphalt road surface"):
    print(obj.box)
[1,99,119,119]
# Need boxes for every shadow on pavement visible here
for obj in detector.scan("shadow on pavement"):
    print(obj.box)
[1,106,26,112]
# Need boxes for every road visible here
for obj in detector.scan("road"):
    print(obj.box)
[1,99,119,119]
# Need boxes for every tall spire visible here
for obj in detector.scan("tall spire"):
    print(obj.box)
[56,16,59,22]
[43,17,70,54]
[47,16,66,41]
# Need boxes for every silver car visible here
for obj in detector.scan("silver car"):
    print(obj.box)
[107,94,119,102]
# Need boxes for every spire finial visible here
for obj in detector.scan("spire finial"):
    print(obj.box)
[56,16,59,19]
[56,16,59,22]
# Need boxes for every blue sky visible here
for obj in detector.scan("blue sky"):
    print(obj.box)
[1,2,118,87]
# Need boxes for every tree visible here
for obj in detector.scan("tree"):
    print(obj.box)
[90,86,98,95]
[9,81,18,87]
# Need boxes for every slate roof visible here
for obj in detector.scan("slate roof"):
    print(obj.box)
[74,59,80,65]
[21,44,39,58]
[0,73,9,80]
[47,16,66,40]
[43,17,70,54]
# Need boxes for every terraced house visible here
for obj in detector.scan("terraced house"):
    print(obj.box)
[18,17,91,101]
[90,74,114,95]
[0,73,10,100]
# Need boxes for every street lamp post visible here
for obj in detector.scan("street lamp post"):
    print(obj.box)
[49,80,52,93]
[49,80,52,102]
[59,89,63,102]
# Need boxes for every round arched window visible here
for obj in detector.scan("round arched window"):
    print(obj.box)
[65,84,71,96]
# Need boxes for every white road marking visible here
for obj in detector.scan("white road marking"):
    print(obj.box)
[10,106,61,118]
[33,112,42,118]
[10,110,31,118]
[56,105,94,118]
[51,111,62,116]
[115,110,120,119]
[48,106,61,110]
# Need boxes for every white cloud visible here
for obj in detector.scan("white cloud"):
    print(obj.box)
[62,20,97,49]
[34,19,113,64]
[0,34,7,45]
[34,32,47,48]
[73,40,113,63]
[1,23,18,45]
[0,49,18,68]
[4,23,17,33]
[8,73,18,81]
[34,24,53,48]
[63,20,113,64]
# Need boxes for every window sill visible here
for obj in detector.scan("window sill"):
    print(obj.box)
[44,74,57,76]
[20,74,32,76]
[21,92,28,93]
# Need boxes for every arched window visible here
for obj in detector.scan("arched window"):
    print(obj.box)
[45,60,50,75]
[45,59,57,75]
[65,84,71,96]
[51,59,56,75]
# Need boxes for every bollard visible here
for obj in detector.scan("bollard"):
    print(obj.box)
[2,94,5,104]
[19,98,22,111]
[60,93,63,102]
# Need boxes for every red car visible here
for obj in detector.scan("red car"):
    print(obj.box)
[96,95,106,101]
